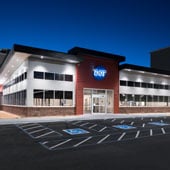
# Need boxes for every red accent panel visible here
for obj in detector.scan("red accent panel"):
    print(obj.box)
[75,55,120,115]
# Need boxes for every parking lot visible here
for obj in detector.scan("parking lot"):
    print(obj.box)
[15,116,170,151]
[1,116,170,170]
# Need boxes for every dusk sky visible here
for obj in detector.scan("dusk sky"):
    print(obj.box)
[1,0,170,66]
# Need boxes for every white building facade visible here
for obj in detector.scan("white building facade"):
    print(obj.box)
[1,44,170,116]
[119,64,170,113]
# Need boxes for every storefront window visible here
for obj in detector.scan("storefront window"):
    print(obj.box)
[83,89,92,114]
[33,89,73,106]
[140,95,146,106]
[119,94,170,107]
[54,91,63,106]
[45,90,54,106]
[168,97,170,106]
[3,90,26,106]
[147,95,153,106]
[64,91,73,106]
[34,89,44,106]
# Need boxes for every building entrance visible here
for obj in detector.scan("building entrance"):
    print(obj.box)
[92,94,106,113]
[83,88,113,114]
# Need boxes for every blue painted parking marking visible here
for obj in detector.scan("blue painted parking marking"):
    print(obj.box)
[148,122,169,126]
[113,125,136,130]
[63,128,90,135]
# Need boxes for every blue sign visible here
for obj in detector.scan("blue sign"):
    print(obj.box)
[148,122,169,126]
[113,125,136,130]
[63,128,89,135]
[93,65,107,80]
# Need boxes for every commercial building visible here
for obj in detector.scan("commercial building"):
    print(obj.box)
[0,44,170,116]
[151,46,170,71]
[119,64,170,113]
[0,44,125,116]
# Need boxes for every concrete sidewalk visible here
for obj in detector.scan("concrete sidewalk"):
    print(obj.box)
[0,111,170,125]
[0,111,20,119]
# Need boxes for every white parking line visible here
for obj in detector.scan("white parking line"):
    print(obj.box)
[24,125,42,131]
[150,129,153,136]
[99,126,107,132]
[34,131,55,139]
[97,134,110,144]
[142,123,145,128]
[161,128,166,134]
[117,132,126,141]
[41,141,48,145]
[49,139,72,150]
[74,137,92,147]
[120,120,125,124]
[72,121,82,125]
[135,130,140,138]
[80,122,89,127]
[19,123,38,128]
[130,122,134,125]
[111,119,116,122]
[29,128,47,134]
[88,124,97,129]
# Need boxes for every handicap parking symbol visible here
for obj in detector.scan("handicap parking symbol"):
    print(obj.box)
[148,122,169,126]
[113,125,136,130]
[63,128,90,135]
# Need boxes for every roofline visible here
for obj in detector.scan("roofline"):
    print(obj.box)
[12,44,81,60]
[13,44,84,64]
[68,47,125,62]
[150,46,170,54]
[119,64,170,76]
[0,44,84,76]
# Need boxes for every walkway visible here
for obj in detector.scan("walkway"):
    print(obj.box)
[0,111,20,119]
[0,111,170,125]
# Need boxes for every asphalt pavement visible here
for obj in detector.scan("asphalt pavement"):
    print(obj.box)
[1,116,170,170]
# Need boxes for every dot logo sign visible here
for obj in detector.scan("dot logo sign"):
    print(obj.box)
[93,66,107,80]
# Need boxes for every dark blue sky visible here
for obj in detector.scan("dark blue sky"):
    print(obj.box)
[1,0,170,66]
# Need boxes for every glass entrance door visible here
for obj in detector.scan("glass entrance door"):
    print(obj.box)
[92,95,106,113]
[83,88,113,114]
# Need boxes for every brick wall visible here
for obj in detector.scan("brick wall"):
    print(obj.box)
[119,107,170,113]
[2,105,75,117]
[3,105,170,116]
